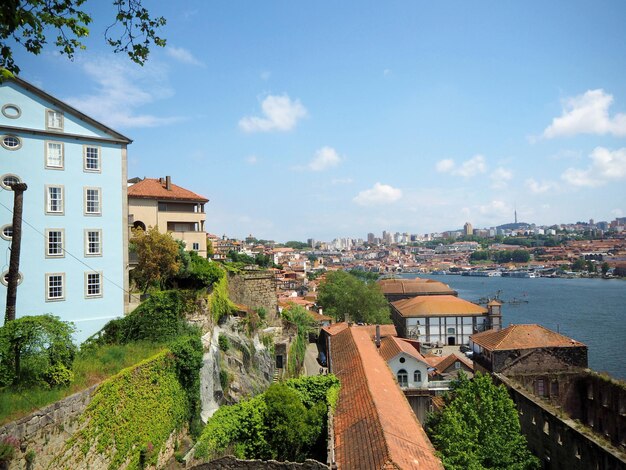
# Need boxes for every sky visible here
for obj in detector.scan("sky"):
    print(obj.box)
[11,1,626,241]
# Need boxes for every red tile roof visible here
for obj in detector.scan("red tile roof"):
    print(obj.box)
[128,178,208,202]
[378,278,457,296]
[331,326,443,470]
[392,295,487,317]
[470,324,586,351]
[379,336,427,364]
[433,353,473,374]
[321,323,397,339]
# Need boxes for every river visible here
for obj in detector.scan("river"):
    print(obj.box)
[405,274,626,380]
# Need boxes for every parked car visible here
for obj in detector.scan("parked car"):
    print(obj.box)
[317,351,327,367]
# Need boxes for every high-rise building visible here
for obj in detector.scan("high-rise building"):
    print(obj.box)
[464,222,473,236]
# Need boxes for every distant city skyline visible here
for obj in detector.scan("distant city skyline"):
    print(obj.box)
[11,1,626,241]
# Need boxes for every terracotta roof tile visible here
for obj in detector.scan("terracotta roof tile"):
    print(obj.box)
[470,324,586,351]
[392,295,487,317]
[128,178,208,202]
[378,279,457,296]
[433,353,473,374]
[379,336,427,364]
[331,326,443,470]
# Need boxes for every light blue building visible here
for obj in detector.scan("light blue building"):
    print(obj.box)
[0,77,130,342]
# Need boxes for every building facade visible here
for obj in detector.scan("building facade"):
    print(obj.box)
[0,78,130,341]
[127,176,208,256]
[390,294,499,345]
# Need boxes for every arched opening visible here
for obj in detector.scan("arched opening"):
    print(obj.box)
[447,336,456,346]
[397,369,408,387]
[133,220,146,231]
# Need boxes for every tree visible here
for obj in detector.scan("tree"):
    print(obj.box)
[428,373,539,470]
[601,262,610,276]
[317,270,391,324]
[263,383,326,461]
[0,0,166,77]
[284,241,309,250]
[511,249,530,263]
[470,250,489,262]
[0,315,76,387]
[571,257,587,272]
[130,226,180,293]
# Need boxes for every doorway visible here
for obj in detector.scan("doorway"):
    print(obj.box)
[447,336,456,346]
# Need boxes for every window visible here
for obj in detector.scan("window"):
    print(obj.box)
[45,229,64,257]
[454,361,461,369]
[1,104,21,119]
[85,272,102,298]
[85,230,102,256]
[192,242,200,251]
[84,146,100,172]
[397,369,408,387]
[46,110,63,130]
[46,273,65,301]
[84,187,101,215]
[1,270,23,286]
[0,225,12,240]
[536,379,546,397]
[1,135,21,150]
[46,185,64,214]
[45,142,64,169]
[0,174,21,190]
[414,370,422,382]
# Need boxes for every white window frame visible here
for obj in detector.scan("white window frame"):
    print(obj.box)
[1,135,22,150]
[85,271,103,298]
[45,273,65,301]
[84,187,102,216]
[1,270,23,286]
[1,104,21,119]
[46,109,64,131]
[0,224,12,240]
[84,229,102,257]
[45,141,64,169]
[45,228,65,258]
[414,370,422,382]
[83,145,101,172]
[0,174,22,190]
[45,185,64,215]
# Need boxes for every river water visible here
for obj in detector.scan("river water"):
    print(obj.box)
[405,274,626,380]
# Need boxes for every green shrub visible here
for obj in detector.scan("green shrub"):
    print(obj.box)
[218,334,230,352]
[210,277,236,323]
[0,315,76,387]
[0,436,18,462]
[43,363,74,387]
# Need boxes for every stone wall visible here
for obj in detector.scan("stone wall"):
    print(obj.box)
[191,456,329,469]
[228,271,278,321]
[495,374,626,469]
[0,385,97,470]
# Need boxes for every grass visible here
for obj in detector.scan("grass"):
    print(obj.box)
[0,341,166,425]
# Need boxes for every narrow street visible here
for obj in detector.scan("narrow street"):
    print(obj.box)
[303,342,322,376]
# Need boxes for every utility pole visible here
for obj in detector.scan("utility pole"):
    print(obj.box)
[5,182,27,323]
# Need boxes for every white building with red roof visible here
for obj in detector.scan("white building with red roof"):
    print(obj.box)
[128,176,209,256]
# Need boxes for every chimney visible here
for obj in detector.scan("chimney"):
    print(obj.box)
[375,325,381,348]
[165,176,171,191]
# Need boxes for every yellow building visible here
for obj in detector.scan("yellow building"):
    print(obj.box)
[128,176,208,256]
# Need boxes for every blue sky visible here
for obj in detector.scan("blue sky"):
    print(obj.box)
[13,1,626,241]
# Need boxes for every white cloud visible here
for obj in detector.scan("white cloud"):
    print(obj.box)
[525,178,557,194]
[353,183,402,206]
[478,200,511,218]
[332,177,353,185]
[543,89,626,138]
[561,147,626,187]
[490,167,513,189]
[436,159,455,173]
[308,146,341,171]
[165,46,204,66]
[66,57,182,128]
[436,155,487,177]
[245,155,258,165]
[239,94,307,132]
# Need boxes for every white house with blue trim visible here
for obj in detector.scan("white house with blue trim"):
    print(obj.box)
[0,77,130,341]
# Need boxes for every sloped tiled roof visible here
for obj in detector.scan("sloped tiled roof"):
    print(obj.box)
[392,295,487,317]
[321,323,397,339]
[378,278,457,296]
[433,353,474,374]
[331,327,443,470]
[379,336,427,364]
[470,324,586,351]
[128,178,208,202]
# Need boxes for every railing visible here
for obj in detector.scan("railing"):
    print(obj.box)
[428,380,453,390]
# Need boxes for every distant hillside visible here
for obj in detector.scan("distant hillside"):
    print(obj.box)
[497,222,531,230]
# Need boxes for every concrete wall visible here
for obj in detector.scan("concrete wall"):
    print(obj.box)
[228,271,278,320]
[192,457,329,469]
[0,385,97,469]
[496,374,626,470]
